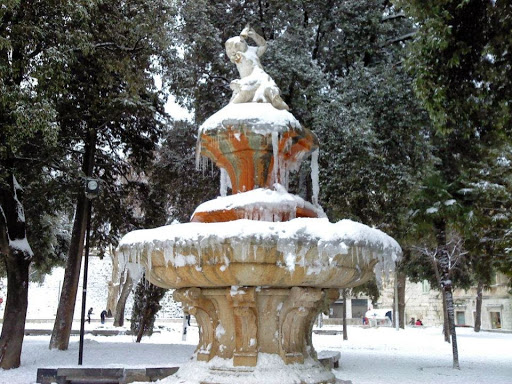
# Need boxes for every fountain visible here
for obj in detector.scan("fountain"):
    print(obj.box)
[118,26,401,384]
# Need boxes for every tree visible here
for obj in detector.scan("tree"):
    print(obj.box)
[130,277,167,342]
[50,0,176,350]
[395,1,512,364]
[145,120,219,225]
[0,0,78,368]
[460,143,512,330]
[396,0,511,138]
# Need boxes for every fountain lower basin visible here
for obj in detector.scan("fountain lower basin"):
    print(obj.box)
[118,218,398,289]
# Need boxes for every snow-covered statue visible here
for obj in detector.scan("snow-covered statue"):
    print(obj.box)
[225,25,289,110]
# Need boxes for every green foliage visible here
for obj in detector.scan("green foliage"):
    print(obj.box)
[396,0,511,137]
[394,0,512,287]
[130,276,167,337]
[50,0,178,252]
[144,120,219,225]
[0,0,79,274]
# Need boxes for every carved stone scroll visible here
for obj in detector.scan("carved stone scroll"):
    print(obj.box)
[174,288,219,362]
[279,287,324,364]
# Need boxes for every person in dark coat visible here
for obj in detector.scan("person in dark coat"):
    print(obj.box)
[100,309,108,324]
[87,307,93,324]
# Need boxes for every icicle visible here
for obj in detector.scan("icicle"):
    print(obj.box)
[220,168,228,197]
[271,131,279,184]
[195,135,203,170]
[311,148,320,206]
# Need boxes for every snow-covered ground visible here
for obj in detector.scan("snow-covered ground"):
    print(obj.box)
[1,258,511,383]
[1,324,511,384]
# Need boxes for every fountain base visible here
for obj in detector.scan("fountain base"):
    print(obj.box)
[168,286,340,383]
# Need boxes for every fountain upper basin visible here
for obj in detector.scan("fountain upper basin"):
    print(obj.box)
[118,217,400,289]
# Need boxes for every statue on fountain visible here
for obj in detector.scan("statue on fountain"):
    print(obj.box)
[225,25,289,110]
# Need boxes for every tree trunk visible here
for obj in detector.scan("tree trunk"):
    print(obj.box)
[431,251,450,343]
[434,219,460,369]
[114,269,133,327]
[441,287,450,343]
[443,284,460,369]
[342,289,348,341]
[0,255,30,369]
[474,280,483,332]
[397,271,406,329]
[49,195,89,350]
[0,174,33,369]
[50,128,96,350]
[106,246,121,317]
[136,306,151,343]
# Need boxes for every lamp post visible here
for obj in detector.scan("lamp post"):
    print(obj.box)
[78,178,101,365]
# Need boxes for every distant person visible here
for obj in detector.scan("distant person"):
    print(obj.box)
[415,319,423,326]
[409,317,415,325]
[87,307,93,324]
[100,310,108,324]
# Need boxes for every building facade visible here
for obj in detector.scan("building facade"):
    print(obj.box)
[378,273,511,331]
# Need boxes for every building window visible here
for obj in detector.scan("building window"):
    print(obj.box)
[456,311,466,326]
[490,311,501,329]
[422,280,430,294]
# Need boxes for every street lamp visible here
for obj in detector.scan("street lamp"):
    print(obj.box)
[78,177,101,365]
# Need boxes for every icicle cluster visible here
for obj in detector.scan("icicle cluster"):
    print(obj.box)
[117,218,401,285]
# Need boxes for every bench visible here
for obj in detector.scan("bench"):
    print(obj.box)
[317,350,341,369]
[36,367,179,384]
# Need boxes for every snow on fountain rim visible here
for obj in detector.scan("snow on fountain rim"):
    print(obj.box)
[199,103,301,135]
[118,217,401,275]
[192,186,326,218]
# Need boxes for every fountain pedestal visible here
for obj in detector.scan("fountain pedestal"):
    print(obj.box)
[175,287,339,367]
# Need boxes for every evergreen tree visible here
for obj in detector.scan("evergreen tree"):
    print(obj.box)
[395,0,512,366]
[0,0,78,368]
[130,276,167,342]
[144,120,219,224]
[49,0,176,350]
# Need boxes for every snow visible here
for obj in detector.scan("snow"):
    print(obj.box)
[6,176,34,258]
[1,260,511,384]
[8,238,34,258]
[118,217,401,278]
[192,185,326,220]
[1,324,511,384]
[198,103,301,135]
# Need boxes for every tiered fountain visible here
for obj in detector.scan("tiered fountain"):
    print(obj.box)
[119,26,401,384]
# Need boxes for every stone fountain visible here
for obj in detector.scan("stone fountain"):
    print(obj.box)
[119,26,401,384]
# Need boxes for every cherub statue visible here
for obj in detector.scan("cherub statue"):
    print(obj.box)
[225,25,289,110]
